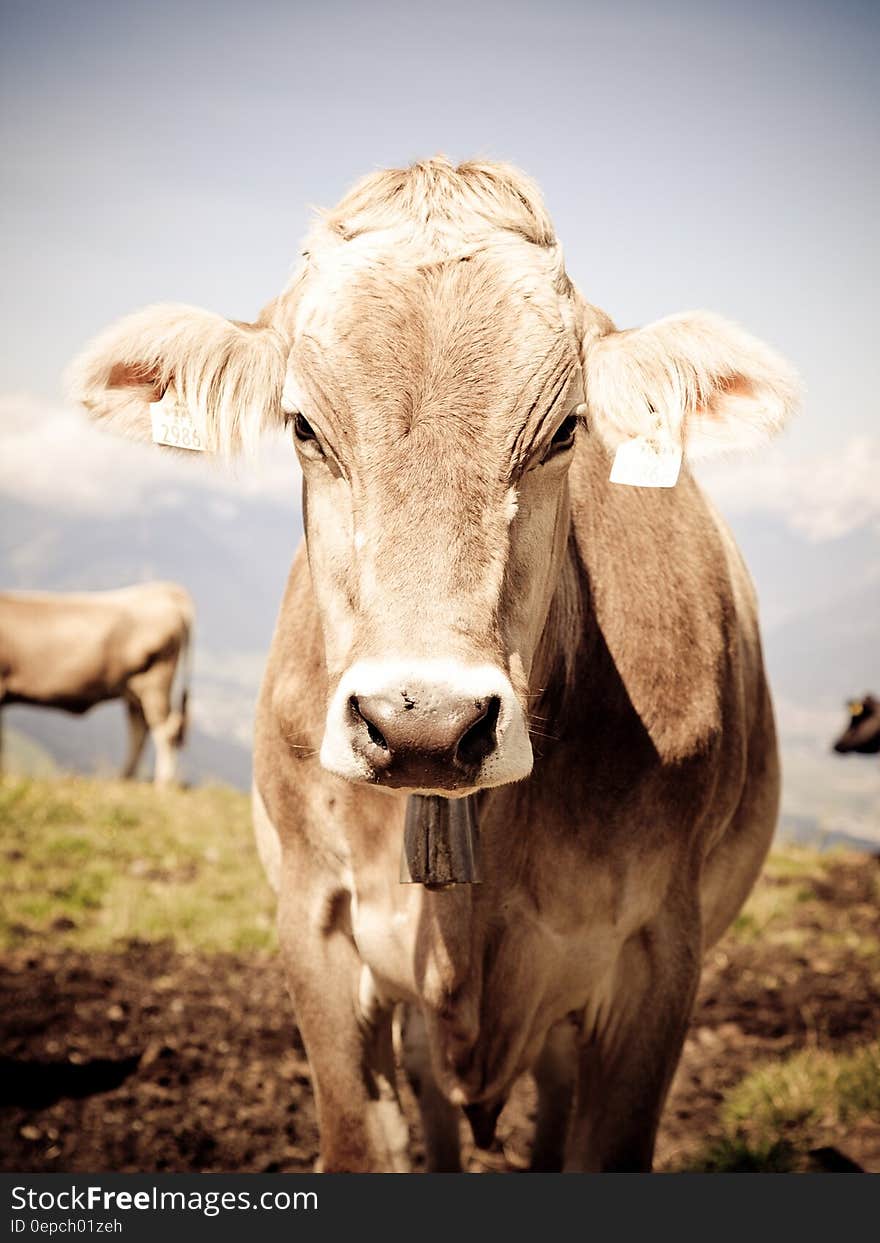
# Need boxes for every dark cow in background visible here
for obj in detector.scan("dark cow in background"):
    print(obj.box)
[833,695,880,756]
[0,583,193,785]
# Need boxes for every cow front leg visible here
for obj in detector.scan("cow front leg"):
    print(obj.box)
[401,1004,462,1172]
[121,697,148,779]
[127,670,179,786]
[149,717,180,787]
[278,878,410,1173]
[566,914,701,1172]
[530,1020,577,1171]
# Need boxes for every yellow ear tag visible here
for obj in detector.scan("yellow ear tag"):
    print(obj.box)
[149,387,206,453]
[609,434,682,488]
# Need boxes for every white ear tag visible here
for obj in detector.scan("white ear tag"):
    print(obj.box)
[609,434,682,488]
[149,387,206,453]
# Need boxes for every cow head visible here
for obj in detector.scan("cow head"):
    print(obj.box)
[833,695,880,755]
[69,159,799,796]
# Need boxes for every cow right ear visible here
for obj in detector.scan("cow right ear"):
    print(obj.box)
[66,303,289,458]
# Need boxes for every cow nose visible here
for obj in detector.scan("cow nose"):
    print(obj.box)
[348,689,501,781]
[319,660,533,791]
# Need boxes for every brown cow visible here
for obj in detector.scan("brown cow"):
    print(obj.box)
[833,695,880,755]
[0,583,192,785]
[68,158,799,1171]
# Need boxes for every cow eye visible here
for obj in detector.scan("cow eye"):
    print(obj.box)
[290,413,326,458]
[292,413,316,443]
[546,413,579,457]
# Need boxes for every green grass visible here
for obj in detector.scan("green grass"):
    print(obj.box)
[0,776,275,953]
[682,1043,880,1172]
[723,1043,880,1137]
[728,843,880,959]
[684,1137,797,1173]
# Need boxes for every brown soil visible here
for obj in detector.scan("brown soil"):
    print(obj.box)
[2,856,879,1174]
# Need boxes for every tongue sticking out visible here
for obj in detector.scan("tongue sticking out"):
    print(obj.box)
[400,794,481,888]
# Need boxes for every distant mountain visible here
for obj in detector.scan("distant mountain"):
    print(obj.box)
[765,575,880,708]
[729,511,880,704]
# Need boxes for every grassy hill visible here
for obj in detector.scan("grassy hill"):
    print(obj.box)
[0,776,272,954]
[1,775,877,1173]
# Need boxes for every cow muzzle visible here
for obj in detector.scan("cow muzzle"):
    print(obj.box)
[319,659,533,793]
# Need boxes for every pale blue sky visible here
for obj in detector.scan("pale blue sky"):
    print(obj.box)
[1,0,877,458]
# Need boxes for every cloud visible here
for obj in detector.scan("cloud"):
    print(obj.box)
[0,393,300,515]
[697,436,880,541]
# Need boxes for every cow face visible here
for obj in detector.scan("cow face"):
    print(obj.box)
[284,243,585,794]
[68,159,799,796]
[833,696,880,755]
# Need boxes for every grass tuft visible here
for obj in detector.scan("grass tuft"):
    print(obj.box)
[683,1043,880,1171]
[722,1043,880,1138]
[683,1137,796,1173]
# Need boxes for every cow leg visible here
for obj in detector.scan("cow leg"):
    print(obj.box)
[121,697,148,779]
[126,655,182,787]
[132,682,178,786]
[278,871,410,1172]
[358,969,412,1172]
[401,1004,462,1172]
[530,1020,576,1172]
[149,716,180,787]
[565,910,701,1172]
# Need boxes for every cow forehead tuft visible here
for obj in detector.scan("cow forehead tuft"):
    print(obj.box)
[310,156,558,254]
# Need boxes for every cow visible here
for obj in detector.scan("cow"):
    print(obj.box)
[0,583,192,786]
[68,158,799,1172]
[833,695,880,756]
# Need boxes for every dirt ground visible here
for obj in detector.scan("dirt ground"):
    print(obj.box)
[2,854,879,1174]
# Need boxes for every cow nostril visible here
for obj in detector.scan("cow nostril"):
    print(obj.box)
[349,695,389,751]
[456,696,501,768]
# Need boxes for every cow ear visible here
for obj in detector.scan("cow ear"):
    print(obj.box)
[66,304,289,457]
[583,311,800,461]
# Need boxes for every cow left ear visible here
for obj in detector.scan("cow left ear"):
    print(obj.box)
[583,311,800,461]
[66,303,289,458]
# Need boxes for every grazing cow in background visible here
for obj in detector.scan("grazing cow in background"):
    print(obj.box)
[69,158,799,1171]
[0,583,193,785]
[833,695,880,756]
